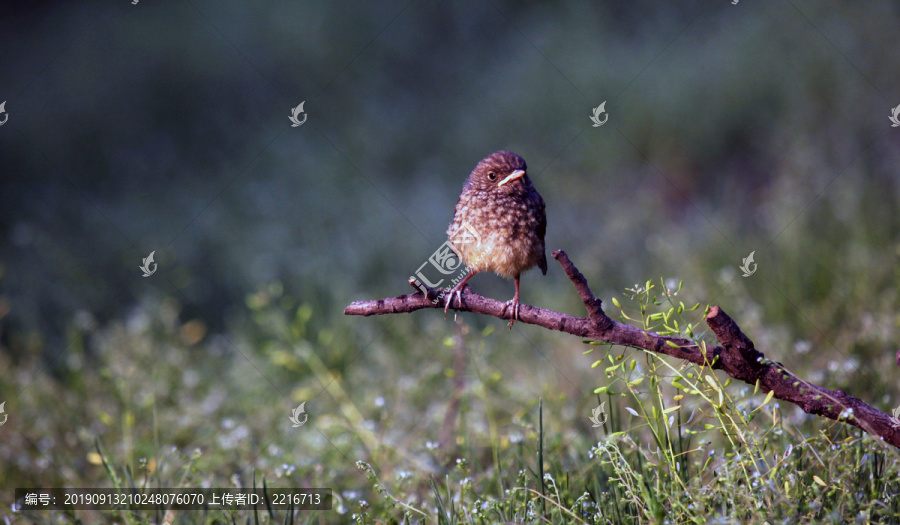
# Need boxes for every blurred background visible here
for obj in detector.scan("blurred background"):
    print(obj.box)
[1,0,899,520]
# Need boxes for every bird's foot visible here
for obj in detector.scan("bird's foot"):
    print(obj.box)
[443,287,464,319]
[441,272,478,321]
[501,298,520,329]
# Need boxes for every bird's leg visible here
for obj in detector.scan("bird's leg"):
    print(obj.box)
[443,270,478,319]
[501,275,522,329]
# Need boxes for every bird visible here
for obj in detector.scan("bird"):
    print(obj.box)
[443,150,547,328]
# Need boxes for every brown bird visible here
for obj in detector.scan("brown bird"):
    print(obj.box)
[443,151,547,328]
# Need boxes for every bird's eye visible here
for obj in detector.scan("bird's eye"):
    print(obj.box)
[488,172,497,181]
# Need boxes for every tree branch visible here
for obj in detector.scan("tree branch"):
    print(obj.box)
[344,250,900,449]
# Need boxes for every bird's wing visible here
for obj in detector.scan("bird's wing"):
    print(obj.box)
[446,192,469,239]
[536,192,548,275]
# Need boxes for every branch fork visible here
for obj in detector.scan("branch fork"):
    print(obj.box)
[344,250,900,448]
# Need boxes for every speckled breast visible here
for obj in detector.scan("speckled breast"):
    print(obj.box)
[447,190,545,279]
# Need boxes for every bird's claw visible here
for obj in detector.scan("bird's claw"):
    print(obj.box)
[443,288,463,319]
[502,299,520,329]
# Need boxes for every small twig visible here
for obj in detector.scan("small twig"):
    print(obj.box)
[344,250,900,449]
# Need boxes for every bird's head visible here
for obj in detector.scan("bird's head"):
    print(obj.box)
[465,150,532,195]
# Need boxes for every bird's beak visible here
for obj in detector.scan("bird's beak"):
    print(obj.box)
[497,169,525,187]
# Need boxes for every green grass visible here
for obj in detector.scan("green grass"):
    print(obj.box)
[3,280,899,524]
